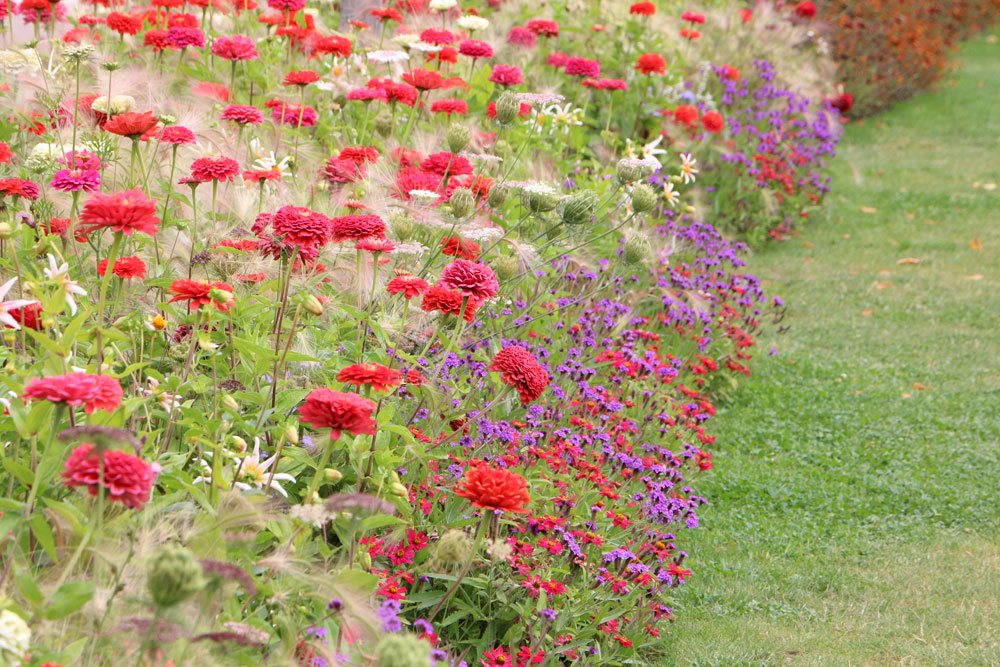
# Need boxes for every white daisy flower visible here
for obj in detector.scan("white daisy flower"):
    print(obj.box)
[43,255,86,316]
[0,278,37,330]
[679,153,699,184]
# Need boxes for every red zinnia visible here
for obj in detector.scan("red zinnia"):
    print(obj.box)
[420,284,481,322]
[97,255,147,279]
[440,236,480,260]
[635,53,666,75]
[525,19,559,37]
[23,372,123,414]
[386,274,429,299]
[212,34,259,60]
[629,1,655,15]
[439,259,499,300]
[702,110,725,133]
[490,345,549,404]
[272,205,332,248]
[102,111,159,139]
[794,1,816,18]
[168,279,235,312]
[337,363,402,392]
[430,98,469,116]
[190,156,240,182]
[401,68,443,91]
[63,443,155,509]
[282,70,321,86]
[456,465,531,513]
[79,189,160,236]
[299,388,377,440]
[221,104,264,125]
[674,104,700,127]
[330,214,385,242]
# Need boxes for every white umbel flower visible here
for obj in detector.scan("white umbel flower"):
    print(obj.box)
[0,610,30,660]
[457,15,489,31]
[429,0,458,10]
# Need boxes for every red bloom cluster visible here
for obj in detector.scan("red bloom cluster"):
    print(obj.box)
[456,465,531,513]
[337,363,402,392]
[299,388,377,440]
[97,255,147,279]
[489,345,549,404]
[168,279,235,312]
[80,189,160,237]
[23,373,123,414]
[63,443,155,509]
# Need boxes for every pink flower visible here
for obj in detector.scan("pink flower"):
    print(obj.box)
[50,168,101,193]
[211,34,259,60]
[439,259,499,300]
[63,443,155,509]
[489,64,524,86]
[23,372,123,414]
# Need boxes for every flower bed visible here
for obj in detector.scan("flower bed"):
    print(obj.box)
[0,1,821,665]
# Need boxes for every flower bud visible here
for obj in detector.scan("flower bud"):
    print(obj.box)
[374,114,394,138]
[521,189,559,214]
[685,205,697,215]
[617,161,642,184]
[391,482,408,497]
[0,222,14,239]
[208,287,235,306]
[324,468,343,483]
[359,551,372,570]
[284,423,299,444]
[448,188,475,219]
[495,91,520,125]
[429,529,472,571]
[390,212,415,241]
[446,124,471,154]
[630,184,658,213]
[303,294,323,316]
[623,232,652,265]
[493,254,518,280]
[231,436,248,453]
[374,633,432,667]
[146,544,205,609]
[486,184,509,209]
[222,394,239,412]
[197,336,218,351]
[561,190,597,226]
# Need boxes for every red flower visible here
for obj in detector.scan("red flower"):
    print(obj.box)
[282,70,320,86]
[190,156,240,182]
[440,236,480,260]
[829,92,854,115]
[370,6,401,22]
[401,68,443,91]
[439,259,499,300]
[489,345,549,404]
[80,189,160,237]
[525,19,559,37]
[0,142,12,163]
[794,1,816,18]
[673,104,700,127]
[458,39,493,59]
[299,388,377,440]
[681,10,706,24]
[23,372,123,414]
[420,27,455,45]
[420,152,473,178]
[629,1,655,15]
[158,126,197,144]
[430,98,469,115]
[63,443,155,509]
[456,465,531,513]
[106,11,143,35]
[97,255,147,279]
[323,157,366,184]
[337,363,402,392]
[102,111,159,139]
[564,57,600,78]
[168,279,235,312]
[338,145,380,164]
[386,274,429,299]
[221,104,264,125]
[330,214,385,242]
[0,178,40,200]
[271,205,332,248]
[702,110,725,133]
[7,303,43,330]
[212,34,259,60]
[355,237,394,254]
[635,53,666,75]
[421,284,481,322]
[489,64,524,86]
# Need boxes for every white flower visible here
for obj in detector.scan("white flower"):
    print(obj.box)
[235,439,296,497]
[0,609,30,659]
[393,34,420,48]
[515,182,558,196]
[0,48,39,74]
[290,503,330,528]
[43,255,86,316]
[516,92,565,106]
[91,95,136,115]
[0,278,38,330]
[457,15,489,31]
[679,153,699,184]
[252,149,292,179]
[367,49,410,64]
[460,226,504,243]
[429,0,458,9]
[392,242,428,257]
[408,189,442,203]
[409,42,443,54]
[140,378,180,413]
[545,103,584,133]
[662,181,679,208]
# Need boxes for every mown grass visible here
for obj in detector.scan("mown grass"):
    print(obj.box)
[661,31,1000,666]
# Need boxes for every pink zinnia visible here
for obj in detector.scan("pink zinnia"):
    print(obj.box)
[299,388,377,440]
[489,345,549,404]
[23,372,123,414]
[271,205,332,248]
[211,34,259,60]
[190,157,240,182]
[565,57,600,78]
[158,126,197,145]
[489,64,524,86]
[63,443,155,509]
[458,39,493,59]
[50,168,101,193]
[330,214,385,242]
[221,104,264,125]
[439,259,499,301]
[386,274,429,299]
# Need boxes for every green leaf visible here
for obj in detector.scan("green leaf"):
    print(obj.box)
[2,457,34,487]
[30,514,57,561]
[333,568,378,594]
[41,581,95,620]
[15,571,44,608]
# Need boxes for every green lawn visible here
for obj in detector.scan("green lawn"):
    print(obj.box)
[663,32,1000,666]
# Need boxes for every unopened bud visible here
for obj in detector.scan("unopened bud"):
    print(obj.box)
[493,254,518,280]
[207,287,234,306]
[487,184,509,209]
[630,184,658,213]
[231,436,248,453]
[623,232,652,265]
[303,294,323,316]
[0,222,14,239]
[390,212,415,241]
[561,190,597,226]
[374,114,393,138]
[446,124,471,154]
[222,394,239,412]
[284,423,299,444]
[449,188,475,219]
[391,482,408,497]
[360,551,372,570]
[324,468,343,483]
[495,91,520,125]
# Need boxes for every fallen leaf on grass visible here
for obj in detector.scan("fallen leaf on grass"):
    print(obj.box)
[901,392,913,399]
[905,213,915,220]
[983,182,997,191]
[912,383,930,391]
[878,269,892,277]
[874,281,893,290]
[970,238,982,251]
[897,257,921,265]
[861,308,875,316]
[860,206,878,214]
[963,274,983,281]
[803,241,814,249]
